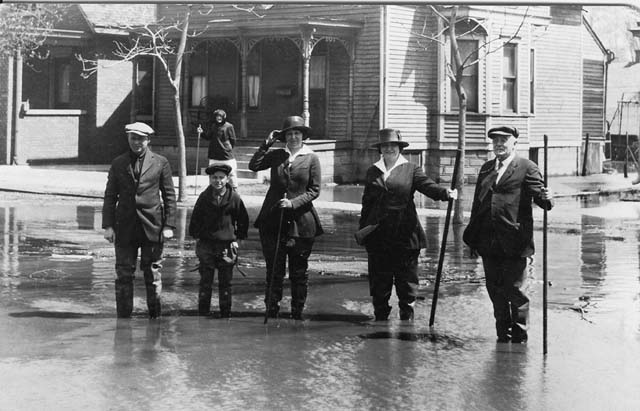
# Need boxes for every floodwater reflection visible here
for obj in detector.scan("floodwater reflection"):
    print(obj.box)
[0,193,639,409]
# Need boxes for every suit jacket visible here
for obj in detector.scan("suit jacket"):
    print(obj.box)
[463,155,553,257]
[249,143,323,238]
[102,149,177,245]
[359,161,449,251]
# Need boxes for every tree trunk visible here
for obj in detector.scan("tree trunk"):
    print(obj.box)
[449,7,466,225]
[171,6,191,202]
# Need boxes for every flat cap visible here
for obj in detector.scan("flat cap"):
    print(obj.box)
[205,163,232,175]
[488,126,519,139]
[125,122,154,137]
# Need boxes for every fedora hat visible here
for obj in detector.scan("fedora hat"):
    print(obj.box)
[274,116,312,142]
[371,128,409,149]
[488,126,519,139]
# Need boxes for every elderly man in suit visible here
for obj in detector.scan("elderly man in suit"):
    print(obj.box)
[463,126,553,343]
[102,122,177,318]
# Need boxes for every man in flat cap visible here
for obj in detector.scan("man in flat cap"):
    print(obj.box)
[463,126,553,343]
[102,122,177,318]
[188,163,248,317]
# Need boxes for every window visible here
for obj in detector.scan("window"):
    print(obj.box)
[451,39,479,112]
[135,56,154,116]
[247,48,261,108]
[190,50,207,107]
[503,43,518,112]
[310,55,326,89]
[529,48,535,114]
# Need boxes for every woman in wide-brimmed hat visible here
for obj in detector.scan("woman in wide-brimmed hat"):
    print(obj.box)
[249,115,324,320]
[358,128,457,321]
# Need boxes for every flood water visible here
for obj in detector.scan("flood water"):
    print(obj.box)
[1,192,639,410]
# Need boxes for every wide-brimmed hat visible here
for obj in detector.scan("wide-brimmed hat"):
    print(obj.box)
[274,116,312,142]
[371,128,409,149]
[488,126,519,139]
[205,163,232,175]
[125,122,154,137]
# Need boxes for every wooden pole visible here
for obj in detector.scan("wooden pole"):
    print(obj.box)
[429,149,462,327]
[543,134,549,355]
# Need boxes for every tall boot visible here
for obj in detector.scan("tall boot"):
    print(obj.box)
[115,278,134,318]
[198,267,215,316]
[218,287,232,318]
[290,282,307,320]
[146,262,162,319]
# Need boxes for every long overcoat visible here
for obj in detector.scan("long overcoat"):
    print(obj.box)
[249,144,323,238]
[102,149,177,245]
[359,161,449,251]
[463,155,553,257]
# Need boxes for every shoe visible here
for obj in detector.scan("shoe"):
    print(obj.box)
[399,309,414,321]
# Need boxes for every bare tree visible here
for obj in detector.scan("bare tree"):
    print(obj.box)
[417,5,529,224]
[0,3,65,59]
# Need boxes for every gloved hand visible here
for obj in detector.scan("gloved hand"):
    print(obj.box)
[162,228,174,240]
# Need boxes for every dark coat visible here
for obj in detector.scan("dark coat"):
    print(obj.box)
[202,121,236,160]
[249,143,323,238]
[463,155,553,257]
[188,184,249,242]
[359,160,449,251]
[102,149,177,245]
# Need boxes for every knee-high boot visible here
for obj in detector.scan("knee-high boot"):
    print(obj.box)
[198,267,215,315]
[145,262,162,318]
[115,277,134,318]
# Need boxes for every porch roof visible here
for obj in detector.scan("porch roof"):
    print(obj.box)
[198,18,363,39]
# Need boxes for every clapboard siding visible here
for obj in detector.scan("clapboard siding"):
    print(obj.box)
[327,42,350,140]
[385,5,433,146]
[530,16,583,146]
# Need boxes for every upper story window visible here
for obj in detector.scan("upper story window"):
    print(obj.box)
[503,43,518,113]
[451,39,479,113]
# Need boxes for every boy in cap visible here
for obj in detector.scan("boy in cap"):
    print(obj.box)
[102,122,177,319]
[463,126,554,343]
[189,163,249,318]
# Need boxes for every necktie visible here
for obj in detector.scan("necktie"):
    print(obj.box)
[495,160,504,184]
[478,161,502,202]
[134,156,143,180]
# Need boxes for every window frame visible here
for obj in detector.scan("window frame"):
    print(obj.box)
[502,43,518,113]
[449,38,480,113]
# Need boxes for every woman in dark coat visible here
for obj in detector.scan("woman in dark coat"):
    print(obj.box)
[358,128,457,321]
[249,116,323,320]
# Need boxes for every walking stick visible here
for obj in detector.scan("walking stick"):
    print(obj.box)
[194,124,202,195]
[429,149,462,327]
[543,135,549,355]
[264,194,287,324]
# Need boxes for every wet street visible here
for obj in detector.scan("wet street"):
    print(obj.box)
[1,192,639,410]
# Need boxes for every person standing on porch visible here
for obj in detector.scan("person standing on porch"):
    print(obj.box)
[249,115,324,320]
[463,126,554,343]
[358,128,457,321]
[197,108,238,190]
[102,122,177,319]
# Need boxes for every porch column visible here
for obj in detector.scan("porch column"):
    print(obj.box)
[347,41,356,140]
[301,29,314,127]
[239,37,248,138]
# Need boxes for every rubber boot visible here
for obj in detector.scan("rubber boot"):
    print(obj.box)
[146,262,162,319]
[115,278,134,318]
[198,267,215,315]
[218,286,232,318]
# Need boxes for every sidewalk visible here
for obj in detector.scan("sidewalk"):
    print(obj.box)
[1,164,639,212]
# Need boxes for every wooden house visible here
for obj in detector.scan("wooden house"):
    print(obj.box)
[0,4,612,181]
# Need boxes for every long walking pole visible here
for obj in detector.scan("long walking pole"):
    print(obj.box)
[264,195,287,325]
[543,135,549,355]
[194,124,202,195]
[429,149,462,327]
